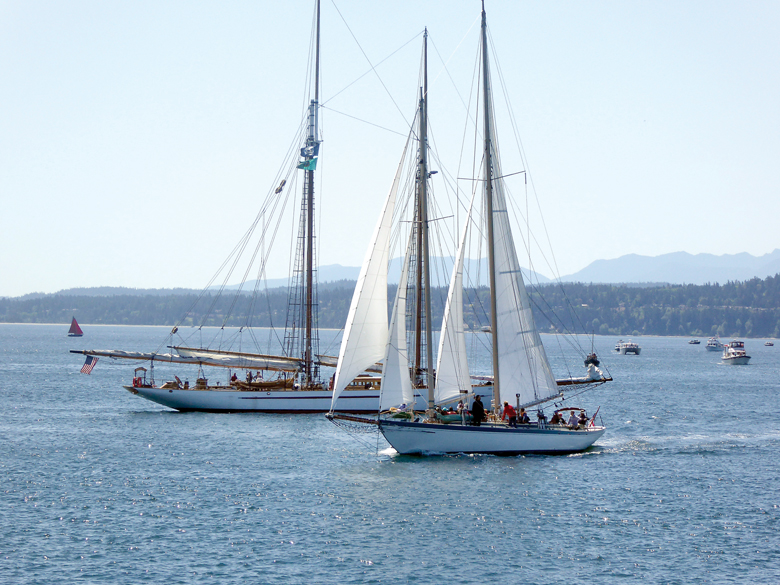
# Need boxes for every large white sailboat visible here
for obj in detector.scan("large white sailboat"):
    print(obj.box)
[70,0,395,414]
[328,4,610,454]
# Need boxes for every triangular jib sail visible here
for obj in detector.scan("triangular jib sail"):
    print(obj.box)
[329,136,412,411]
[434,193,475,405]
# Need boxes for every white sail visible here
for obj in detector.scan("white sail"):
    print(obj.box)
[490,170,559,407]
[434,195,475,404]
[380,232,415,410]
[329,140,410,410]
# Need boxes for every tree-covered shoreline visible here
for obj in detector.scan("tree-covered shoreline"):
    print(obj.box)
[2,274,780,339]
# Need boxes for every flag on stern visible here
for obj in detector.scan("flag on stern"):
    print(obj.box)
[80,355,99,374]
[589,406,600,427]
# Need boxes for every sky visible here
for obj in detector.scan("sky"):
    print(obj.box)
[1,0,779,298]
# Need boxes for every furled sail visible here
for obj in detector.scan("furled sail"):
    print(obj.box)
[70,349,300,371]
[329,138,411,410]
[434,195,475,404]
[379,231,415,411]
[173,347,302,371]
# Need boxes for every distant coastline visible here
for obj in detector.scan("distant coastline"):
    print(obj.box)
[3,273,779,339]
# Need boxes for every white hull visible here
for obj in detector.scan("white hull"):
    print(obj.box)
[125,385,381,413]
[379,419,606,455]
[722,356,750,365]
[618,347,640,355]
[705,345,721,352]
[123,385,432,413]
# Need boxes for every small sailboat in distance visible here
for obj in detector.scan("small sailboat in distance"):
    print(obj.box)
[68,317,83,337]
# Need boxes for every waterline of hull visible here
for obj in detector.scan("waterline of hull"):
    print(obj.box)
[378,419,605,455]
[124,385,381,414]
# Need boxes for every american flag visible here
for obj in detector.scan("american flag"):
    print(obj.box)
[80,355,99,374]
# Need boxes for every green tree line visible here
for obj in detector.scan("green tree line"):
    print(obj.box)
[3,274,780,338]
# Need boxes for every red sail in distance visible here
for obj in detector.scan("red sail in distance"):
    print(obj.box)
[68,317,83,337]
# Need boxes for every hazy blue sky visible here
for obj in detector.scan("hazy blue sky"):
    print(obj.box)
[2,0,778,297]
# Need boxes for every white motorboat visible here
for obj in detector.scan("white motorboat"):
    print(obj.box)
[722,340,750,365]
[706,337,724,351]
[615,340,641,355]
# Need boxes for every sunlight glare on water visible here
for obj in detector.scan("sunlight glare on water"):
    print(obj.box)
[1,324,779,583]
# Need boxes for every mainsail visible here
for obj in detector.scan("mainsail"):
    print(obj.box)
[480,22,558,410]
[490,172,558,408]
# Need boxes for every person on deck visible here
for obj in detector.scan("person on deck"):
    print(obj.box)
[230,373,238,384]
[502,401,517,428]
[578,411,588,427]
[471,395,485,426]
[518,407,530,424]
[550,411,562,425]
[246,371,253,383]
[567,411,579,429]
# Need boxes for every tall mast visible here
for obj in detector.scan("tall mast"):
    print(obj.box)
[481,3,501,413]
[303,0,321,385]
[417,28,435,409]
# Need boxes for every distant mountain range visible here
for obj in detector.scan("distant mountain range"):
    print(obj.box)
[11,250,779,299]
[559,250,780,285]
[221,259,551,292]
[207,250,780,290]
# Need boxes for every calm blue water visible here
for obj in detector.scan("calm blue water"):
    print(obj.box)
[2,324,779,583]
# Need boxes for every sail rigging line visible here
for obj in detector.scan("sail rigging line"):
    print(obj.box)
[171,117,307,337]
[209,158,301,334]
[486,18,585,336]
[318,106,408,138]
[224,178,301,333]
[497,179,595,357]
[492,166,598,360]
[426,19,481,122]
[328,0,410,129]
[321,30,422,108]
[153,110,308,357]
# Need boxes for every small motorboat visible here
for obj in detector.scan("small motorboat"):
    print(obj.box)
[584,352,600,367]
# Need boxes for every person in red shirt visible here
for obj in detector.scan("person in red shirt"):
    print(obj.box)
[502,401,517,428]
